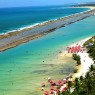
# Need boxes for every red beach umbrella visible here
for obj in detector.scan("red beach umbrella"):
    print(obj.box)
[74,46,77,53]
[58,80,61,83]
[68,48,71,53]
[56,89,60,95]
[50,90,54,94]
[51,81,56,86]
[44,91,50,95]
[50,86,56,90]
[71,47,74,53]
[78,45,81,52]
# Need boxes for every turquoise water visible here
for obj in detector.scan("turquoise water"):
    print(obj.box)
[0,6,94,95]
[0,6,89,34]
[0,15,95,95]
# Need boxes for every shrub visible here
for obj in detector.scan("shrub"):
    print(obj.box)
[72,54,81,65]
[74,68,78,73]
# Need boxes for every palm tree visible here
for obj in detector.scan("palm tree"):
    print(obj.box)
[80,76,84,81]
[89,64,94,72]
[67,81,72,94]
[85,72,92,95]
[74,78,79,94]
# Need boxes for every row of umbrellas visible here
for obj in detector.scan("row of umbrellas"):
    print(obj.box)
[68,45,82,53]
[41,78,72,95]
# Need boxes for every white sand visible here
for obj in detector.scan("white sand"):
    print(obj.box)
[71,37,94,78]
[69,6,95,10]
[60,37,94,79]
[75,51,94,78]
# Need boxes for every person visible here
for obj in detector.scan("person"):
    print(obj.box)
[48,77,51,82]
[41,87,44,91]
[42,83,45,87]
[53,91,57,95]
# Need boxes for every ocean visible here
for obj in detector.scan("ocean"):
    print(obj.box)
[0,6,89,34]
[0,6,94,95]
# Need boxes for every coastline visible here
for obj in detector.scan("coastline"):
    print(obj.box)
[60,37,94,80]
[40,37,94,94]
[72,37,94,79]
[0,7,95,52]
[57,36,95,95]
[1,6,95,95]
[0,7,91,36]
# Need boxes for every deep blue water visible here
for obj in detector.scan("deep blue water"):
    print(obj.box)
[0,6,89,34]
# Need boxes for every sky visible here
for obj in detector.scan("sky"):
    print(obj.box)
[0,0,95,8]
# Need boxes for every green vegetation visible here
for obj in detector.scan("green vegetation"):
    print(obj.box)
[59,36,95,95]
[84,36,95,60]
[72,54,81,65]
[73,68,78,73]
[59,65,95,95]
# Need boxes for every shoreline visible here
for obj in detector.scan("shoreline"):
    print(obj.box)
[0,7,95,52]
[60,36,94,80]
[40,36,94,95]
[72,37,94,79]
[0,7,91,36]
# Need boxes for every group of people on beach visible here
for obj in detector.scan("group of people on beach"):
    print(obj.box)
[41,76,73,95]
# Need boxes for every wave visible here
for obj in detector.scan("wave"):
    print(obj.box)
[0,7,90,36]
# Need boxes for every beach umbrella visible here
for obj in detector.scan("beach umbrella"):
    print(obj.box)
[74,46,77,53]
[57,80,61,83]
[44,91,50,95]
[77,45,81,52]
[56,89,60,95]
[68,48,71,53]
[71,47,74,53]
[72,47,75,52]
[50,90,54,94]
[51,81,56,86]
[60,82,64,86]
[57,82,63,87]
[50,86,56,90]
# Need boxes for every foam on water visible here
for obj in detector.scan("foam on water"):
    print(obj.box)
[0,6,89,35]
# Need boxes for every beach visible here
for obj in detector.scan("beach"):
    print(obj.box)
[38,37,94,95]
[59,37,94,80]
[0,7,95,52]
[72,37,94,79]
[0,6,95,95]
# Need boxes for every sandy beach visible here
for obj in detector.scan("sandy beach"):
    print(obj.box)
[59,37,94,80]
[72,37,94,79]
[0,7,95,52]
[0,6,95,95]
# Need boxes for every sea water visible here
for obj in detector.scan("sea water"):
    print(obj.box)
[0,6,94,95]
[0,6,89,34]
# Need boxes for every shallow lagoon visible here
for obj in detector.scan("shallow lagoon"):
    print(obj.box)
[0,15,95,95]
